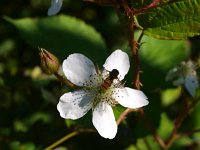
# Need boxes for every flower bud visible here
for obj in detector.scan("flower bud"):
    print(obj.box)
[39,48,60,74]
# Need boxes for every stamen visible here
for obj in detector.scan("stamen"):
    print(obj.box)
[81,68,125,109]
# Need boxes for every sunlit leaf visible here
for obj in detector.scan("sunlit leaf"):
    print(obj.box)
[137,0,200,39]
[171,136,194,149]
[125,136,160,150]
[4,15,107,64]
[139,33,189,89]
[14,120,28,132]
[0,39,15,56]
[9,141,35,150]
[161,87,181,106]
[158,113,174,139]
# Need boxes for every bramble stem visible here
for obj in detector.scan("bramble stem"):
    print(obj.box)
[117,108,132,125]
[115,0,200,149]
[177,128,200,137]
[120,0,140,89]
[164,94,200,149]
[116,0,166,148]
[116,0,140,126]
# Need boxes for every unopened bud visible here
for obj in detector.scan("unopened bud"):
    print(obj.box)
[39,48,60,74]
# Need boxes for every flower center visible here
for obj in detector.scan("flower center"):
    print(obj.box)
[83,69,125,110]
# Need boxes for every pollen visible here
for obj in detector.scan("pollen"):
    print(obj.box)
[92,90,118,110]
[81,68,125,110]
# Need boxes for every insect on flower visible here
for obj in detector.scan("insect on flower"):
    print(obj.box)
[57,49,149,139]
[101,69,119,91]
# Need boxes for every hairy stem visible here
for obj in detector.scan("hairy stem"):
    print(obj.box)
[117,0,140,126]
[117,108,132,125]
[122,0,140,89]
[116,0,165,148]
[115,0,200,149]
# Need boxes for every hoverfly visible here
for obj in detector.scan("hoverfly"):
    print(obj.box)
[101,69,120,91]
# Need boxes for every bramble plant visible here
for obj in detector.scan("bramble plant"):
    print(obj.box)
[1,0,200,149]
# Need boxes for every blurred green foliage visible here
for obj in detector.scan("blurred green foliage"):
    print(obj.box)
[4,15,107,64]
[1,0,200,150]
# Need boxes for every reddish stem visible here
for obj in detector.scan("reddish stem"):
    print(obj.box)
[165,95,200,149]
[117,108,131,125]
[114,0,200,149]
[177,128,200,137]
[116,0,165,148]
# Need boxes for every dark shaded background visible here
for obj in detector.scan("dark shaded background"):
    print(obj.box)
[1,0,200,150]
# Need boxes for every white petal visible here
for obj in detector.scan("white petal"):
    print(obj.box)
[112,87,149,108]
[62,53,97,86]
[48,0,63,16]
[103,49,130,80]
[92,102,117,139]
[57,90,93,119]
[184,76,199,97]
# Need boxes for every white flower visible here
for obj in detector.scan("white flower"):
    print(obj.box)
[166,60,199,97]
[48,0,63,16]
[57,49,149,139]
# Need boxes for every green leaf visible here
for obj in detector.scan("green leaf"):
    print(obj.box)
[161,87,181,106]
[158,113,174,139]
[139,33,189,89]
[125,136,160,150]
[137,0,200,39]
[9,141,35,150]
[4,15,107,64]
[181,100,200,131]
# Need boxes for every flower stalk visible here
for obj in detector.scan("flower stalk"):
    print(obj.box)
[44,129,95,150]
